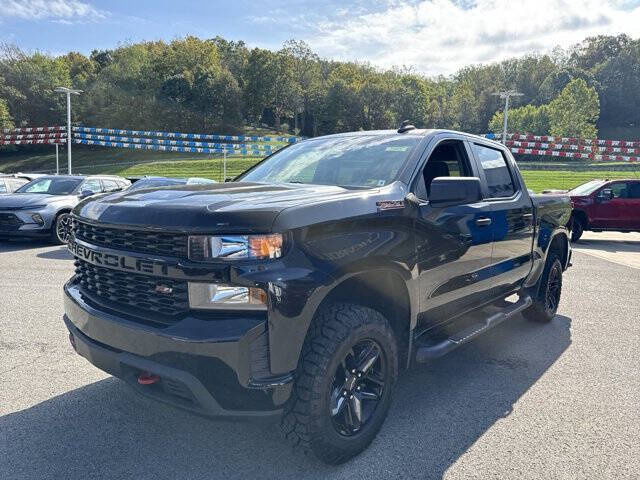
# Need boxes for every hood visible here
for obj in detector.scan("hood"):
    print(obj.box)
[74,182,362,233]
[0,193,75,209]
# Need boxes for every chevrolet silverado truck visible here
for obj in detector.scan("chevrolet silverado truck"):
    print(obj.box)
[568,178,640,242]
[63,126,571,464]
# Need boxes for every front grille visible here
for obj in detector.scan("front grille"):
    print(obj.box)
[73,219,188,258]
[74,258,189,318]
[0,213,23,231]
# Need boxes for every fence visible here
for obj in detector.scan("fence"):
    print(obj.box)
[3,125,640,182]
[1,126,67,146]
[485,133,640,163]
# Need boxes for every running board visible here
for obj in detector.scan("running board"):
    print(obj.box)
[414,295,532,363]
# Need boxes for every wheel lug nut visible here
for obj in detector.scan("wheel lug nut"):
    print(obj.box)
[351,369,356,374]
[357,386,361,390]
[350,395,354,399]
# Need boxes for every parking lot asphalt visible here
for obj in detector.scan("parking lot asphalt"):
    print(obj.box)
[1,234,639,480]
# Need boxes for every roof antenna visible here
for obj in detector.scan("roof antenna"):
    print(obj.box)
[398,120,415,133]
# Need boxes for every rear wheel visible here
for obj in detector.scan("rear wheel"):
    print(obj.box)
[523,254,563,323]
[52,212,72,245]
[281,303,398,464]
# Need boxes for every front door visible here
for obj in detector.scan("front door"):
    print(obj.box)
[415,138,495,327]
[591,181,630,229]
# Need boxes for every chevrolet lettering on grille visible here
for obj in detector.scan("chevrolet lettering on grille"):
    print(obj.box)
[68,240,171,276]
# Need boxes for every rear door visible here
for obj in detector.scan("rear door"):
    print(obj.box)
[623,181,640,229]
[414,135,495,326]
[471,142,534,297]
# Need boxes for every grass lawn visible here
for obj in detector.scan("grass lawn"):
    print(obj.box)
[521,170,640,192]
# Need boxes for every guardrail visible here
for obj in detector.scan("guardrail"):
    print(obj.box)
[72,126,300,143]
[485,132,640,163]
[73,133,278,152]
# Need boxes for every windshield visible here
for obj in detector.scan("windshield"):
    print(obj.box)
[238,135,421,188]
[569,180,607,196]
[129,178,186,190]
[16,177,83,195]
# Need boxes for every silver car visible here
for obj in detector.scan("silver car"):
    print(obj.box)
[0,175,130,244]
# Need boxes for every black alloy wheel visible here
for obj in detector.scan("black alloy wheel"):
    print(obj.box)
[523,254,563,323]
[329,339,385,436]
[544,260,562,316]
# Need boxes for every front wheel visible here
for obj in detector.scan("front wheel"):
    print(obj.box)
[570,216,584,242]
[52,212,72,245]
[281,303,398,464]
[523,254,563,323]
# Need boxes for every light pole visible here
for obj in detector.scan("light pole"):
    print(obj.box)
[492,90,523,144]
[55,87,82,174]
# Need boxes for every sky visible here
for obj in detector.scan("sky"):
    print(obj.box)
[1,0,639,75]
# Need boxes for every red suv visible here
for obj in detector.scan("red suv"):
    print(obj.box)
[569,179,640,241]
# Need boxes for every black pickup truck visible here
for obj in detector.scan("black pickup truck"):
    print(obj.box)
[63,126,571,464]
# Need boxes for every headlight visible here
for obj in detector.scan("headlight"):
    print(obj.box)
[188,283,267,310]
[188,234,283,261]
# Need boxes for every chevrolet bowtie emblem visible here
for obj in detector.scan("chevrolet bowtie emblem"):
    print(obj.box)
[155,285,173,295]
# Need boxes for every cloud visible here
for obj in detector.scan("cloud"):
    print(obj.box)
[0,0,106,22]
[297,0,640,75]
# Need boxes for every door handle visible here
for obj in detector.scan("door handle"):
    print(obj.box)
[476,217,492,227]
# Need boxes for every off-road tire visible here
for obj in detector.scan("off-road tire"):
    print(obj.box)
[281,303,398,464]
[523,254,563,323]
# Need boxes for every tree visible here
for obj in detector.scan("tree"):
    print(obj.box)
[0,98,13,129]
[488,104,550,135]
[548,78,599,137]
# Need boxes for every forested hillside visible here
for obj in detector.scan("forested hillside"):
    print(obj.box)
[1,34,638,139]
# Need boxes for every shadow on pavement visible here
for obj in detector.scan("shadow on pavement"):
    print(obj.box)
[0,315,571,480]
[36,246,73,260]
[0,239,53,253]
[573,237,640,252]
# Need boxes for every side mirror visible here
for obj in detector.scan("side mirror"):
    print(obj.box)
[79,190,95,199]
[599,188,614,201]
[429,177,483,207]
[224,177,234,183]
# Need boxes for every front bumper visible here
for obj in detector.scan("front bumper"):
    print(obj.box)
[64,283,294,417]
[0,210,52,237]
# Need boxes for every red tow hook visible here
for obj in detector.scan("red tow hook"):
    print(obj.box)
[137,371,161,385]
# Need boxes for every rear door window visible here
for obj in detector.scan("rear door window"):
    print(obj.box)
[474,144,516,198]
[102,179,120,192]
[81,179,103,194]
[627,182,640,199]
[0,180,7,193]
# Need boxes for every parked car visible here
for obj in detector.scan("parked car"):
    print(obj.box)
[63,127,571,464]
[0,174,32,194]
[0,175,130,244]
[128,176,217,191]
[568,178,640,241]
